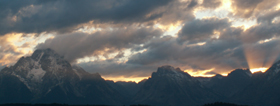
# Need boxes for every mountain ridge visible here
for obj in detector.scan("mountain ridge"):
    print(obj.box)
[1,48,280,105]
[0,48,125,105]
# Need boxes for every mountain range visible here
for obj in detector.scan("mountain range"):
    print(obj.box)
[1,48,280,105]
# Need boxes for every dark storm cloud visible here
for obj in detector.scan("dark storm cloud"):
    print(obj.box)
[177,17,231,43]
[0,0,199,35]
[36,26,163,62]
[114,52,125,59]
[80,25,243,76]
[0,0,172,35]
[257,10,280,24]
[76,28,280,76]
[242,22,280,43]
[230,0,280,18]
[78,35,280,76]
[187,0,198,9]
[2,0,280,77]
[230,0,263,18]
[127,35,247,73]
[78,60,157,77]
[125,18,280,74]
[201,0,222,9]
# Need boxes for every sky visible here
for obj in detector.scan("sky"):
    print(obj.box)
[1,0,280,82]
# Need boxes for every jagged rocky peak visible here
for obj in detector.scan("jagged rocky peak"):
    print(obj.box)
[228,68,252,77]
[265,60,280,76]
[261,60,280,81]
[152,65,191,78]
[157,65,182,74]
[31,48,65,61]
[32,48,71,68]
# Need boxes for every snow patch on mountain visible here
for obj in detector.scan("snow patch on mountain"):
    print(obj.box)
[38,52,44,61]
[27,68,46,82]
[73,69,82,80]
[48,56,63,72]
[26,52,46,82]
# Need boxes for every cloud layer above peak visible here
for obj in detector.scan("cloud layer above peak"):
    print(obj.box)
[1,0,280,79]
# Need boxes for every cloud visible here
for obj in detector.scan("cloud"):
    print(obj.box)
[125,17,280,74]
[241,21,280,43]
[2,0,280,79]
[177,17,231,43]
[230,0,280,19]
[242,38,280,69]
[257,9,280,24]
[77,17,280,77]
[78,60,157,77]
[0,33,30,66]
[76,35,280,77]
[187,0,198,9]
[201,0,222,9]
[127,36,247,74]
[0,0,199,35]
[36,26,163,62]
[0,0,170,35]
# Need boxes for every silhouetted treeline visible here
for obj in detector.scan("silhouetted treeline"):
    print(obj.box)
[0,102,252,106]
[130,104,150,106]
[203,102,249,106]
[0,103,109,106]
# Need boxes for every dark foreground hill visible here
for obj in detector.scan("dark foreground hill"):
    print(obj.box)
[203,102,249,106]
[0,103,105,106]
[0,102,249,106]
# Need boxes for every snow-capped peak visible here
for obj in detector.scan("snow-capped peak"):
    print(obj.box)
[152,65,192,81]
[31,48,63,60]
[1,48,79,92]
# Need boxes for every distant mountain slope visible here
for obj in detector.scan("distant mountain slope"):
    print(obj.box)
[206,69,252,98]
[231,60,280,105]
[132,62,280,106]
[0,49,125,105]
[133,65,220,106]
[106,80,146,97]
